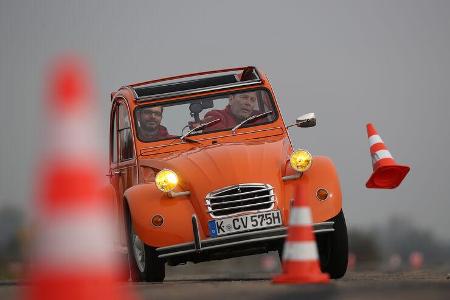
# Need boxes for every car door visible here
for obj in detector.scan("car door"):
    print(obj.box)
[110,99,137,246]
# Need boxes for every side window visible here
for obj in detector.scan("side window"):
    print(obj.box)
[111,109,118,163]
[118,103,134,161]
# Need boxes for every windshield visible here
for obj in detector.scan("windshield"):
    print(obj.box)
[134,89,277,142]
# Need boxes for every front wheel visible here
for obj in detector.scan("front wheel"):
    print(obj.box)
[317,210,348,279]
[126,214,165,282]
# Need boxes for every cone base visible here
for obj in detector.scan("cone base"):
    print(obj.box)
[272,272,330,284]
[366,164,410,189]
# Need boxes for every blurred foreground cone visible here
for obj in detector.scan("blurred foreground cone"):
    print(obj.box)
[272,185,329,284]
[365,123,410,189]
[26,57,134,300]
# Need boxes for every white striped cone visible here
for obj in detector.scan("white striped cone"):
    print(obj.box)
[27,56,135,300]
[366,123,410,189]
[272,186,329,284]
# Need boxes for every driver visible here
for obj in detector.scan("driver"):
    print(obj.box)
[138,106,174,141]
[191,91,260,132]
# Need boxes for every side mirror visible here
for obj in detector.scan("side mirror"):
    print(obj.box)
[296,113,316,128]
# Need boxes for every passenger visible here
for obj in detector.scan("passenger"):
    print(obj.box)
[138,106,174,141]
[190,91,262,132]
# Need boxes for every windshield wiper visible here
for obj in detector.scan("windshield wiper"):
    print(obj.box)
[231,111,273,133]
[180,118,221,142]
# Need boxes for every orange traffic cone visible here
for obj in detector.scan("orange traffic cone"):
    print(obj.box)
[366,123,410,189]
[272,185,329,284]
[27,57,134,300]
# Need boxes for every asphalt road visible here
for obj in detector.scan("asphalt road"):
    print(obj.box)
[1,268,450,300]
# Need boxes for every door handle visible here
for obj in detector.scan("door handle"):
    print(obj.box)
[112,170,123,176]
[107,170,123,177]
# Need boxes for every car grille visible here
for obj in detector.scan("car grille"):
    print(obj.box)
[206,184,275,217]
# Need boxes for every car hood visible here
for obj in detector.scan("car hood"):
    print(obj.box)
[140,137,292,218]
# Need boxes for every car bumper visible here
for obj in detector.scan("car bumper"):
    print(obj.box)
[156,217,334,259]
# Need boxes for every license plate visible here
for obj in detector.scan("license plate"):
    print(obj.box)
[208,210,282,237]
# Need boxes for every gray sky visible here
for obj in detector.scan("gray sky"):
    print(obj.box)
[1,1,449,240]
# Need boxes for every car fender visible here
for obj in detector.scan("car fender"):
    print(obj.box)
[284,155,342,223]
[124,184,196,248]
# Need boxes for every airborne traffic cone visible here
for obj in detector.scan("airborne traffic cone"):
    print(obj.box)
[27,57,134,300]
[272,185,329,284]
[365,123,410,189]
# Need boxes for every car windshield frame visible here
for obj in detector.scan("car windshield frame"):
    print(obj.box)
[133,88,279,143]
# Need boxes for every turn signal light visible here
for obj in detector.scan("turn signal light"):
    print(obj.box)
[152,215,164,227]
[316,188,329,201]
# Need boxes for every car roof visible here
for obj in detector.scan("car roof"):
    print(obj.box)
[124,66,262,103]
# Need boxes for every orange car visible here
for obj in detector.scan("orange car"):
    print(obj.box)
[108,67,347,282]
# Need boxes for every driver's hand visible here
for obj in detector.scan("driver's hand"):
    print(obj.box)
[188,116,216,129]
[188,121,201,129]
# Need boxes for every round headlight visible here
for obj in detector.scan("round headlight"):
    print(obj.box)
[290,149,313,172]
[155,169,178,192]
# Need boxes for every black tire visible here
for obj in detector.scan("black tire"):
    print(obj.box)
[126,210,165,282]
[317,210,348,279]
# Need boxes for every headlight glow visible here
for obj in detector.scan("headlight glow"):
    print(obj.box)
[290,149,313,172]
[155,169,178,192]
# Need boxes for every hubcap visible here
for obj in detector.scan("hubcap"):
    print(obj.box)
[132,231,146,273]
